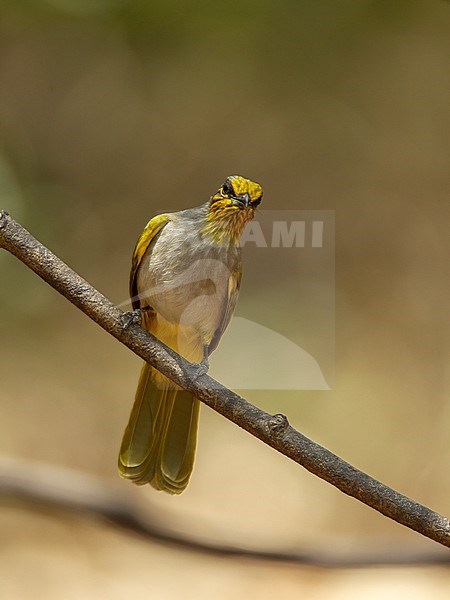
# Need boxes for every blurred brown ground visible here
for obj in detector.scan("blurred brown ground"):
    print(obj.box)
[0,1,449,598]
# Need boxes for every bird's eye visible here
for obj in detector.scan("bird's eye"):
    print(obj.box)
[222,182,233,196]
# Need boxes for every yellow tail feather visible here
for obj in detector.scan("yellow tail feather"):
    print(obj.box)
[118,362,200,494]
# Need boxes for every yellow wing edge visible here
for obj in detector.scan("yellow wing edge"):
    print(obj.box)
[129,213,171,309]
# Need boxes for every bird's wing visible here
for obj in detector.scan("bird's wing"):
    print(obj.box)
[129,213,170,310]
[208,267,242,354]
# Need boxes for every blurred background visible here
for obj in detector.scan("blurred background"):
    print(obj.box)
[0,1,449,598]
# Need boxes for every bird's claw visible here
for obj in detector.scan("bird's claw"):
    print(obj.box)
[191,356,209,381]
[121,308,142,330]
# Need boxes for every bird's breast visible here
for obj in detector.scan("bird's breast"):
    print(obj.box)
[137,219,240,342]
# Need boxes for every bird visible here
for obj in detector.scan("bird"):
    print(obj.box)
[118,175,263,494]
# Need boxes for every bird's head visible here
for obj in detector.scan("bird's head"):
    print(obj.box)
[210,175,263,213]
[202,175,263,246]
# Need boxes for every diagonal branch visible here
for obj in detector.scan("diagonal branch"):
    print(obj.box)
[1,209,449,548]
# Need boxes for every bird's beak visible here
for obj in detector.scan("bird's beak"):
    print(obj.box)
[232,193,250,209]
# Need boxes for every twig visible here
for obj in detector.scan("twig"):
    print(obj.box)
[1,210,449,548]
[1,457,448,567]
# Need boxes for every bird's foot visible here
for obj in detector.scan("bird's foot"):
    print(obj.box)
[191,355,209,381]
[121,308,142,330]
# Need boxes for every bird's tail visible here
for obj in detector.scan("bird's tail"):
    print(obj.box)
[118,361,200,494]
